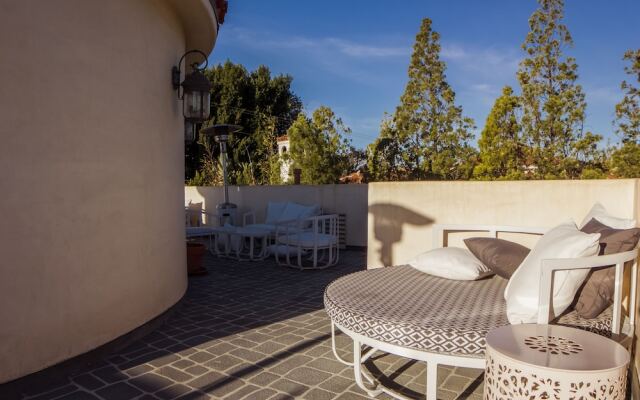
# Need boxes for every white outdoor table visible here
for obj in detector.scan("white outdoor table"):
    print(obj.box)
[484,324,629,400]
[211,226,270,261]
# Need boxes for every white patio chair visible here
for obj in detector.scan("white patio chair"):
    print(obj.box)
[185,207,220,251]
[243,201,321,244]
[274,214,340,270]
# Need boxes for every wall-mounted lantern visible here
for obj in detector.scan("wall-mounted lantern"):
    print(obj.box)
[172,50,211,142]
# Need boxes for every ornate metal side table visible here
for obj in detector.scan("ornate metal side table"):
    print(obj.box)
[484,324,629,399]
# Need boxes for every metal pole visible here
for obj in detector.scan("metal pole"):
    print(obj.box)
[219,141,229,204]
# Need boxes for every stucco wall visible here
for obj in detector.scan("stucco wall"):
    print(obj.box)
[0,0,216,383]
[185,185,368,246]
[367,180,639,268]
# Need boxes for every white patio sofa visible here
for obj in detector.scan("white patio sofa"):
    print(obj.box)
[325,224,639,400]
[242,201,321,240]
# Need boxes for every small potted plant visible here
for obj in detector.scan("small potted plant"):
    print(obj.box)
[186,241,207,275]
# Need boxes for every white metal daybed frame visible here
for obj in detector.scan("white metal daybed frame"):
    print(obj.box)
[329,224,639,400]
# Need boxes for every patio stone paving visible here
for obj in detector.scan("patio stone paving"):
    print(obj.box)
[3,249,485,400]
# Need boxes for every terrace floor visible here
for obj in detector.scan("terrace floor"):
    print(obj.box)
[8,249,485,400]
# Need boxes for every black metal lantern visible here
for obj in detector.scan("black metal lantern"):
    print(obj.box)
[172,50,211,141]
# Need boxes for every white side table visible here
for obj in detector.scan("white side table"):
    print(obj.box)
[210,226,270,261]
[484,324,629,400]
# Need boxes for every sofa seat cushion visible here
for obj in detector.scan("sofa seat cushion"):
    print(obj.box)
[278,232,337,247]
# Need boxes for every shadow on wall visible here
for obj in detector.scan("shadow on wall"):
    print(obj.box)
[368,203,434,267]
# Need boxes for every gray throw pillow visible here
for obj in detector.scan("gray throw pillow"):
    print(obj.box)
[464,237,530,279]
[575,218,640,318]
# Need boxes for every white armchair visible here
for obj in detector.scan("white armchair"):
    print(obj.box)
[274,214,340,270]
[243,201,321,241]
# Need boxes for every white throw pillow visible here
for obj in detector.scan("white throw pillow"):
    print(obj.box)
[265,202,287,224]
[505,220,601,324]
[409,247,492,280]
[579,202,636,229]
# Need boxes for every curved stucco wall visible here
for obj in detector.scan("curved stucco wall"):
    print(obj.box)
[0,0,216,383]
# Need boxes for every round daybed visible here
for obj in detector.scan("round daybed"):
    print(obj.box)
[324,224,637,400]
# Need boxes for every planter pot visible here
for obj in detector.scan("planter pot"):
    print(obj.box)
[186,242,207,275]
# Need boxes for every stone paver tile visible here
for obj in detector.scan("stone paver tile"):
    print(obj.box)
[270,379,309,397]
[268,355,313,375]
[27,385,78,400]
[201,377,247,398]
[92,366,128,384]
[172,359,196,370]
[155,384,193,400]
[189,352,215,363]
[148,353,181,368]
[442,374,472,392]
[335,392,371,400]
[185,365,209,376]
[156,365,193,383]
[306,358,348,374]
[454,367,484,379]
[302,388,334,400]
[318,375,354,393]
[242,388,277,400]
[73,374,106,391]
[435,388,458,400]
[205,354,244,371]
[284,367,331,386]
[248,372,280,387]
[230,348,267,363]
[187,371,226,389]
[271,334,306,346]
[95,382,142,399]
[222,384,259,400]
[206,342,237,356]
[229,338,260,349]
[122,364,153,377]
[253,341,288,356]
[56,391,101,400]
[129,373,173,393]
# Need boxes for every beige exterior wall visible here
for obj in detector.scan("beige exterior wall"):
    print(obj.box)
[185,185,369,246]
[0,0,216,383]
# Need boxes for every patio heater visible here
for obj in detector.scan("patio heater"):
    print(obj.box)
[201,124,242,226]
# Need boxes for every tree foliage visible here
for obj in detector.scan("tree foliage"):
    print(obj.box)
[474,86,526,180]
[187,61,302,185]
[287,106,355,184]
[516,0,596,179]
[610,49,640,178]
[368,18,476,181]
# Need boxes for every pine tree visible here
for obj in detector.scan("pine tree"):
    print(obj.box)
[610,49,640,178]
[367,114,403,181]
[517,0,590,179]
[287,106,353,184]
[392,18,476,180]
[614,50,640,143]
[474,86,525,180]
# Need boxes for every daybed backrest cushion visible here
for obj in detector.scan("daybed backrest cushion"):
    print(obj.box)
[464,237,530,279]
[505,220,601,324]
[579,202,636,230]
[279,202,319,223]
[265,202,288,224]
[574,218,640,318]
[409,247,493,280]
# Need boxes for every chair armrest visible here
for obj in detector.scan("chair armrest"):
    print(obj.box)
[537,248,639,328]
[243,211,255,226]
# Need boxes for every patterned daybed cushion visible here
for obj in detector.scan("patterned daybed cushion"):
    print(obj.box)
[324,265,613,358]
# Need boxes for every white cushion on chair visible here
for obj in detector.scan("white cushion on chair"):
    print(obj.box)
[277,232,337,247]
[265,202,288,224]
[579,202,636,229]
[186,226,217,238]
[505,220,601,324]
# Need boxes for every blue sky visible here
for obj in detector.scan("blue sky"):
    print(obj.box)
[210,0,640,149]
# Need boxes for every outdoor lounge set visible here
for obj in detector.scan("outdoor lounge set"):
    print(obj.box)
[186,201,340,269]
[324,203,640,399]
